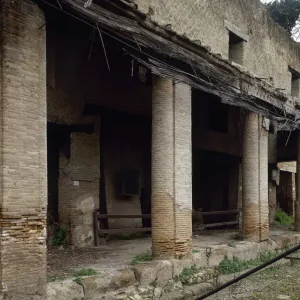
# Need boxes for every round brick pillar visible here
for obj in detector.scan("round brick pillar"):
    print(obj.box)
[242,112,260,242]
[295,131,300,231]
[151,76,192,259]
[242,112,269,242]
[151,76,175,258]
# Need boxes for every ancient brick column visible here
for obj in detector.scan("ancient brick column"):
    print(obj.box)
[295,131,300,231]
[152,76,192,259]
[259,116,269,241]
[242,112,269,242]
[0,1,47,298]
[174,82,193,258]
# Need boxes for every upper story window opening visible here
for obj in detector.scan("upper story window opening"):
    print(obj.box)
[228,31,245,65]
[225,21,248,66]
[289,66,300,99]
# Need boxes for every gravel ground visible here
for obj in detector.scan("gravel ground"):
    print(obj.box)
[206,262,300,300]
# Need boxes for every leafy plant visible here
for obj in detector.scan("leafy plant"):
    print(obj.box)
[131,252,152,265]
[219,257,246,275]
[73,268,97,277]
[219,251,279,275]
[192,249,201,253]
[275,209,294,226]
[51,226,68,246]
[178,265,199,285]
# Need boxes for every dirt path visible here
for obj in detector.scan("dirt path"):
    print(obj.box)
[207,262,300,300]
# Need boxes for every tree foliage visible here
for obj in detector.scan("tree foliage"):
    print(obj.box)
[266,0,300,35]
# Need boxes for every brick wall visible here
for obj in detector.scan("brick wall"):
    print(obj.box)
[0,0,47,297]
[58,128,100,246]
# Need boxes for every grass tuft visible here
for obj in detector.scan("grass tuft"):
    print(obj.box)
[73,268,97,278]
[131,252,152,265]
[178,265,199,285]
[219,251,279,275]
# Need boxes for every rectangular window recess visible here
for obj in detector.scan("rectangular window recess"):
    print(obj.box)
[288,66,300,79]
[289,66,300,99]
[225,21,248,66]
[224,20,249,42]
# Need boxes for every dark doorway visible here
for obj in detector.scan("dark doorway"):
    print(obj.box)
[47,123,60,224]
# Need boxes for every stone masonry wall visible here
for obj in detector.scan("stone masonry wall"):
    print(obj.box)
[0,0,47,298]
[133,0,300,97]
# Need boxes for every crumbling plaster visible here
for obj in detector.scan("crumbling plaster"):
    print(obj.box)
[132,0,300,96]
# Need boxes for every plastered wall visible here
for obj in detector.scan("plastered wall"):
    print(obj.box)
[133,0,300,95]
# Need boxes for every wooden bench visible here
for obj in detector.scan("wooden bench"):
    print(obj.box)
[93,212,151,246]
[93,210,240,246]
[200,209,240,229]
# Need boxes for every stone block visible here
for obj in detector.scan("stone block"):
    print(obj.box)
[73,225,94,248]
[156,260,173,287]
[170,258,194,277]
[110,269,137,290]
[81,275,112,298]
[227,242,259,261]
[206,247,227,267]
[132,263,158,286]
[153,287,163,300]
[184,282,213,296]
[192,251,209,268]
[47,280,84,300]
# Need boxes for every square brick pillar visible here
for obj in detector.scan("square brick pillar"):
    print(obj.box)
[151,76,192,259]
[58,132,100,247]
[242,112,269,242]
[0,1,47,298]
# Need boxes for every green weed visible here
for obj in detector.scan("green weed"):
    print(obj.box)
[178,265,199,285]
[51,226,68,246]
[73,268,97,277]
[131,252,152,265]
[219,251,279,275]
[275,209,294,226]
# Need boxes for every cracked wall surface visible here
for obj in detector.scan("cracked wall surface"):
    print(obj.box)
[133,0,300,98]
